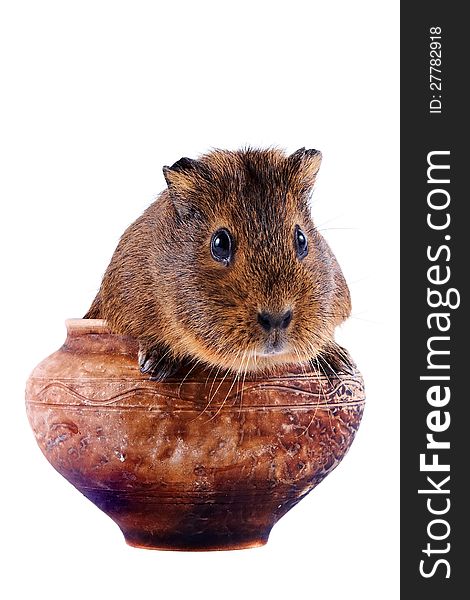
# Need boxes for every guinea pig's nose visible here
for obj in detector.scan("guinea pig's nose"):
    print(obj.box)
[257,309,293,332]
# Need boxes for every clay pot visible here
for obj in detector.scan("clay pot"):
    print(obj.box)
[26,319,365,551]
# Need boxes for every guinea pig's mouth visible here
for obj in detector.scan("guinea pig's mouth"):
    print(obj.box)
[255,348,287,358]
[255,337,289,358]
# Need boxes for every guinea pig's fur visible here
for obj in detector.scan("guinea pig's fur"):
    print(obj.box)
[85,147,353,380]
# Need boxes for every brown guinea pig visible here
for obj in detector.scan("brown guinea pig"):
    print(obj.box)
[84,147,353,380]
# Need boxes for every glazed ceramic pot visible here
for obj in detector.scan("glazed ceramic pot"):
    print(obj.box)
[26,319,365,551]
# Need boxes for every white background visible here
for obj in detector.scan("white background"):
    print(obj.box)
[0,1,399,598]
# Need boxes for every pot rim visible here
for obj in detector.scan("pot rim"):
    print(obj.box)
[65,318,111,335]
[63,320,360,384]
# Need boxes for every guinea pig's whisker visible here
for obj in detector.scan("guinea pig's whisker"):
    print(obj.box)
[314,355,335,431]
[290,347,317,439]
[230,350,245,395]
[192,364,223,421]
[234,359,242,409]
[203,362,218,391]
[314,216,343,229]
[315,353,334,388]
[177,359,201,399]
[207,367,241,422]
[235,349,247,400]
[294,346,308,379]
[348,314,379,324]
[315,227,358,233]
[203,366,235,423]
[237,349,250,418]
[207,364,224,400]
[197,347,243,422]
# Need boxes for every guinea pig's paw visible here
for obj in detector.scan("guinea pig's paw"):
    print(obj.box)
[311,343,356,378]
[138,343,180,381]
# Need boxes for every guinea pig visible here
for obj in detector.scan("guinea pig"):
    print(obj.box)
[84,147,353,380]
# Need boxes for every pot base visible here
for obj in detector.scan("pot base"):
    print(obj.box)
[122,531,269,552]
[83,485,278,552]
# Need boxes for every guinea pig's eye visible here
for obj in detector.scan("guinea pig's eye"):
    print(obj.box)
[294,225,308,259]
[210,228,233,265]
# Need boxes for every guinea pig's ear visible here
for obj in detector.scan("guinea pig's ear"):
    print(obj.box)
[162,157,200,188]
[288,147,322,190]
[163,156,210,219]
